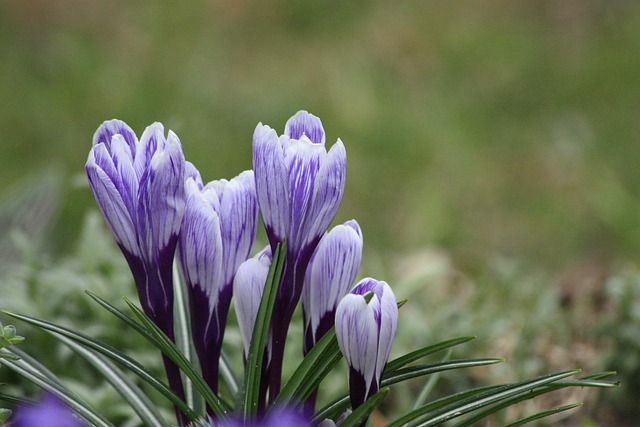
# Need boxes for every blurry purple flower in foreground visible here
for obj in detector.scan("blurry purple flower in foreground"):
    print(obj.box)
[335,278,398,409]
[86,120,186,333]
[13,395,86,427]
[302,220,363,354]
[216,407,310,427]
[233,246,273,358]
[177,170,258,394]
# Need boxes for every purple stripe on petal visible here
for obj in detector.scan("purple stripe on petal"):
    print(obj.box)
[284,110,326,145]
[134,122,165,179]
[93,119,137,156]
[253,124,289,249]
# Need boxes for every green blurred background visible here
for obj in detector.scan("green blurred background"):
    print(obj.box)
[2,1,640,425]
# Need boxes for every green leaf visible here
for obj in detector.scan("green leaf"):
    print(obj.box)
[401,369,581,427]
[384,336,476,373]
[124,299,229,418]
[502,403,582,427]
[275,326,342,407]
[57,334,170,427]
[382,358,504,386]
[2,310,197,421]
[220,350,240,396]
[239,240,286,419]
[337,387,389,427]
[0,347,114,427]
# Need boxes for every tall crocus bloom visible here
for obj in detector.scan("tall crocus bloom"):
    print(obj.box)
[233,246,272,359]
[253,111,346,397]
[336,279,398,410]
[86,120,187,422]
[302,220,363,354]
[13,394,86,427]
[177,170,258,396]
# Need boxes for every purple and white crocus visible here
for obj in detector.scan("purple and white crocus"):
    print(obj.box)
[302,220,363,354]
[86,120,187,416]
[12,394,86,427]
[252,111,346,397]
[177,169,258,397]
[335,279,398,409]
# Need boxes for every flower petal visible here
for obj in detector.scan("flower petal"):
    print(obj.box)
[284,110,326,145]
[376,283,398,380]
[253,123,289,248]
[86,149,138,256]
[302,220,363,342]
[134,122,165,179]
[93,119,137,156]
[233,246,272,356]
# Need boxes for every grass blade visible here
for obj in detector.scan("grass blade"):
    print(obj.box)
[57,335,170,427]
[2,310,197,421]
[385,336,476,373]
[338,388,389,427]
[0,348,114,427]
[382,358,504,386]
[502,403,582,427]
[275,326,341,407]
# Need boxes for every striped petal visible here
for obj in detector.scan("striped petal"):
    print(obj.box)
[92,119,137,156]
[253,124,289,249]
[302,220,363,344]
[284,110,326,145]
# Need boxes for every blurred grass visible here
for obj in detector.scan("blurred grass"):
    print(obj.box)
[1,1,640,425]
[2,0,640,267]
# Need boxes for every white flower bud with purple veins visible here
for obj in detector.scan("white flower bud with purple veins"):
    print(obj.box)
[302,220,363,353]
[233,246,273,358]
[335,278,398,409]
[177,169,258,393]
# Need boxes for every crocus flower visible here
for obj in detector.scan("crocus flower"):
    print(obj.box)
[252,111,347,396]
[233,246,273,358]
[177,170,258,395]
[302,220,363,354]
[86,120,187,422]
[335,278,398,409]
[12,394,86,427]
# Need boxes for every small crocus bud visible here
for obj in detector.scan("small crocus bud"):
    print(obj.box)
[335,278,398,409]
[177,169,258,396]
[302,220,363,353]
[233,246,273,358]
[12,394,86,427]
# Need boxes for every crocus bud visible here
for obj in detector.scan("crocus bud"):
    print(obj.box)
[302,220,363,353]
[177,169,258,395]
[252,111,347,396]
[233,246,273,358]
[335,278,398,409]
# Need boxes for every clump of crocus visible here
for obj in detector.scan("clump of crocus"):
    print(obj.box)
[252,111,347,398]
[336,278,398,409]
[177,169,257,398]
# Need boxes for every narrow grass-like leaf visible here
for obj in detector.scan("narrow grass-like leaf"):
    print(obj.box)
[2,310,197,421]
[384,336,476,373]
[382,358,503,386]
[406,370,581,427]
[312,359,501,424]
[502,403,582,427]
[173,261,197,411]
[220,350,240,396]
[239,240,286,419]
[338,388,389,427]
[0,348,114,427]
[0,392,32,406]
[412,349,452,410]
[57,334,170,427]
[275,326,341,407]
[124,299,229,418]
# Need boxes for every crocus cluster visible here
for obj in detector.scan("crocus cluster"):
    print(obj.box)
[85,111,398,425]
